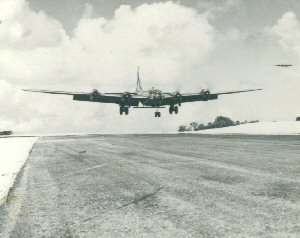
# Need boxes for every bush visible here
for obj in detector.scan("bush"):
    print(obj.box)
[213,116,234,128]
[180,116,259,132]
[178,125,187,132]
[190,122,198,131]
[206,122,214,129]
[197,124,205,130]
[0,130,13,135]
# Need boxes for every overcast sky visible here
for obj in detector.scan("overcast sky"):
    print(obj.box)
[0,0,300,134]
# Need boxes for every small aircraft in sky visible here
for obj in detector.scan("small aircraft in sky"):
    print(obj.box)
[23,68,262,117]
[275,64,292,67]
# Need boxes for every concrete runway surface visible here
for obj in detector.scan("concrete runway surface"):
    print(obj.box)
[0,134,300,237]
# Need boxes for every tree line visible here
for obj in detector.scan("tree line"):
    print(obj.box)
[178,116,259,132]
[0,130,13,135]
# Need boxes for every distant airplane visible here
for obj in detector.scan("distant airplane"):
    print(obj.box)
[275,64,292,67]
[23,68,262,117]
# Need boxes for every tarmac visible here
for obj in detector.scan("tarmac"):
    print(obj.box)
[0,134,299,237]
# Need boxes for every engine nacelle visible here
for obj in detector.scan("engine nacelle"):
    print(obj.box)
[120,92,132,106]
[200,89,210,100]
[172,91,182,106]
[90,89,101,101]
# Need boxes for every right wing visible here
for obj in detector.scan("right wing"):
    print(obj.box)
[23,89,86,95]
[23,89,146,106]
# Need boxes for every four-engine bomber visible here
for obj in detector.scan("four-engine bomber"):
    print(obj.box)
[24,68,262,117]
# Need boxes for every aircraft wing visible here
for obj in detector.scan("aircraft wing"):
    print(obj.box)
[211,88,263,95]
[23,89,87,95]
[163,88,262,104]
[23,89,146,106]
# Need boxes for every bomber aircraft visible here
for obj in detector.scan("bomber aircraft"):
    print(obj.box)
[275,64,292,67]
[24,68,262,117]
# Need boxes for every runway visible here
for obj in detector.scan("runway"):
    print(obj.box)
[1,134,300,237]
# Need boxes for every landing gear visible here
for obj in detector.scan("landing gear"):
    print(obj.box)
[174,106,178,114]
[169,105,179,114]
[154,111,161,117]
[120,106,129,115]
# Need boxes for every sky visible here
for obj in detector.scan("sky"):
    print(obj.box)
[0,0,300,134]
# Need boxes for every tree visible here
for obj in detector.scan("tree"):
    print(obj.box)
[206,122,214,129]
[213,116,234,128]
[190,122,198,131]
[178,125,186,132]
[197,124,205,130]
[236,121,240,126]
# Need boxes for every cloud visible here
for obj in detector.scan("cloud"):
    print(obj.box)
[265,12,300,120]
[0,0,65,49]
[270,12,300,54]
[0,1,216,133]
[82,3,94,19]
[1,1,299,134]
[0,0,26,21]
[197,0,241,16]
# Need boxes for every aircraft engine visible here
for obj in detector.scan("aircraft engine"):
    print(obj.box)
[172,91,182,106]
[121,92,132,105]
[90,89,100,101]
[152,90,162,99]
[200,90,210,101]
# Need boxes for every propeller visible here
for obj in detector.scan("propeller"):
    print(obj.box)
[172,90,182,106]
[90,89,100,101]
[121,92,132,105]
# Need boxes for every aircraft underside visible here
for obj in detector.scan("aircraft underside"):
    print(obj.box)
[119,99,180,117]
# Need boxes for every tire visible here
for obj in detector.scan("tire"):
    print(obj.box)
[120,107,124,115]
[158,112,161,117]
[174,106,178,114]
[169,106,173,114]
[125,107,129,115]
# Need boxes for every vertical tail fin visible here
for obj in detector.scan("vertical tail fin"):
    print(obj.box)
[136,66,143,93]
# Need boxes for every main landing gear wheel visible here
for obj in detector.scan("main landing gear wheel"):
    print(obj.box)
[174,106,178,114]
[169,106,179,114]
[124,107,129,115]
[120,106,129,115]
[155,111,161,117]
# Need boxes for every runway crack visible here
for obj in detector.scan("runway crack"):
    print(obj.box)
[117,187,163,209]
[81,187,163,223]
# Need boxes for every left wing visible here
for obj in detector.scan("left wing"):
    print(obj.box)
[163,88,262,104]
[211,88,263,96]
[23,89,146,106]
